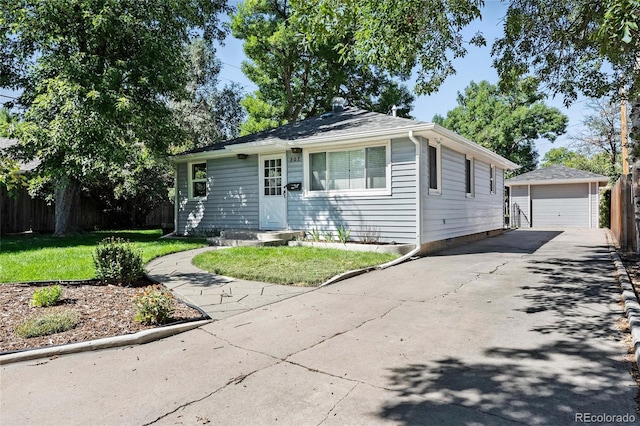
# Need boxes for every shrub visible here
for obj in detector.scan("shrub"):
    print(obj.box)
[599,187,611,229]
[93,237,144,286]
[132,285,175,325]
[30,285,63,307]
[15,308,80,338]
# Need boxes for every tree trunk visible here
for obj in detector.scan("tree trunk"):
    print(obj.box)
[54,177,82,236]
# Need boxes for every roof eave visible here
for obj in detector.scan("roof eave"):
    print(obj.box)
[171,123,520,170]
[505,178,610,187]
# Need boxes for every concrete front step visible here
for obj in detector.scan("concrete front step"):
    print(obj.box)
[206,237,286,247]
[206,229,304,248]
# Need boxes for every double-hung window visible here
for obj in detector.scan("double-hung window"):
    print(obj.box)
[189,162,207,199]
[308,143,389,195]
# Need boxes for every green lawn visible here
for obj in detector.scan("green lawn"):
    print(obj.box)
[192,246,398,286]
[0,230,206,283]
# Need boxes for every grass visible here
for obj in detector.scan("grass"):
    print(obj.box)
[0,230,206,283]
[14,308,81,338]
[192,246,399,286]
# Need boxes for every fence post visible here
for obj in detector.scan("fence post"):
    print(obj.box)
[633,161,640,254]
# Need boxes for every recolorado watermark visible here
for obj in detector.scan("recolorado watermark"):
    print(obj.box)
[575,412,636,423]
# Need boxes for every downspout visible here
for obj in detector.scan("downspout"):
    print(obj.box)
[379,130,423,269]
[161,168,179,239]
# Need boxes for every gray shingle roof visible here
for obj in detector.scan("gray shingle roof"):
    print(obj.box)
[505,164,609,185]
[0,137,40,171]
[182,107,422,155]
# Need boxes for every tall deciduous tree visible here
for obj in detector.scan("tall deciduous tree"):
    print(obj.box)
[232,0,415,133]
[170,39,245,151]
[569,98,624,174]
[433,80,568,172]
[0,0,229,235]
[541,147,615,180]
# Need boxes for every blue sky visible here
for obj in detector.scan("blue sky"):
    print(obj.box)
[1,1,589,160]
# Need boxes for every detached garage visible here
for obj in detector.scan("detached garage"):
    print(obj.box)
[505,165,609,229]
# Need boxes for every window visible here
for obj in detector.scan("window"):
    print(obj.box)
[189,162,207,198]
[465,156,474,197]
[428,143,441,194]
[308,144,388,194]
[490,165,496,194]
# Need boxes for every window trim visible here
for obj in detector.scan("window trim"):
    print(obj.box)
[188,161,208,200]
[303,141,392,197]
[428,141,442,195]
[465,155,475,198]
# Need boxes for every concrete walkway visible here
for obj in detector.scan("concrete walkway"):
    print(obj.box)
[1,229,637,425]
[146,247,312,320]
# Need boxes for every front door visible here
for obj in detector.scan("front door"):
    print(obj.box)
[259,153,287,229]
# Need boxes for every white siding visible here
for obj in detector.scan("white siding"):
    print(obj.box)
[531,184,588,227]
[421,146,505,242]
[510,185,530,228]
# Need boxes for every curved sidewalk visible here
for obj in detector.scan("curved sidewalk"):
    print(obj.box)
[146,247,313,320]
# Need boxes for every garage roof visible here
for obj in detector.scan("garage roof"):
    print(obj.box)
[505,164,609,187]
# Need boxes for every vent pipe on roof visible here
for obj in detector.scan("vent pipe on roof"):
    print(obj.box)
[332,96,347,113]
[391,105,397,117]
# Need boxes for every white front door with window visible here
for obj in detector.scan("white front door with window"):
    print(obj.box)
[259,153,287,229]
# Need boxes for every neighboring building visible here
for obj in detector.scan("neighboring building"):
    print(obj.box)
[172,105,518,254]
[0,137,39,172]
[505,164,609,229]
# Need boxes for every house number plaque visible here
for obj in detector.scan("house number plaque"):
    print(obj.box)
[288,155,302,163]
[285,182,302,191]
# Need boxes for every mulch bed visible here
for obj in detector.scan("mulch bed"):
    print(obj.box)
[0,279,206,354]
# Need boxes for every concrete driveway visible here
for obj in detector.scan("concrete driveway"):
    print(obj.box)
[1,229,637,425]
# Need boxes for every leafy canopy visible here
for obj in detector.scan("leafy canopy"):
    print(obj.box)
[291,0,485,96]
[433,80,568,173]
[492,0,640,159]
[232,0,415,133]
[0,0,229,234]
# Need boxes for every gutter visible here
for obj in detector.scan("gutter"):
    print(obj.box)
[379,130,423,269]
[174,166,179,234]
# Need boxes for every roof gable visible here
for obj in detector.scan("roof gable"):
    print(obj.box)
[505,164,609,185]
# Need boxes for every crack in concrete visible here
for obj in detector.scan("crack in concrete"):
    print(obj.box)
[318,382,359,425]
[285,301,404,359]
[143,365,270,425]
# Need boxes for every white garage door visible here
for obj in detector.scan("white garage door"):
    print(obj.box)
[531,184,589,227]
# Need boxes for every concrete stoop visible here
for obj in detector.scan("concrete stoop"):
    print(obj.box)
[206,229,304,248]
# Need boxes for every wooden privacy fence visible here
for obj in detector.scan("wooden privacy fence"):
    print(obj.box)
[0,186,174,234]
[610,174,637,252]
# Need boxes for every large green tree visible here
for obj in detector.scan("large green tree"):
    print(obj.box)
[433,80,568,172]
[170,39,245,151]
[0,0,229,235]
[569,98,623,174]
[291,0,485,96]
[541,147,615,180]
[232,0,415,133]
